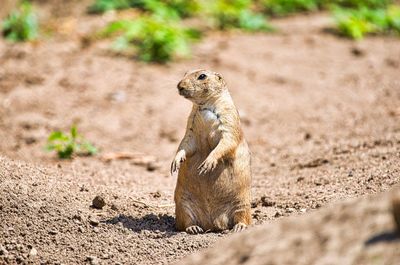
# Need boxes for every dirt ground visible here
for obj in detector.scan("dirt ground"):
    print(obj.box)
[179,188,400,265]
[0,1,400,264]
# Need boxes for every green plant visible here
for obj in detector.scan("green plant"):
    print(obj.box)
[262,0,318,16]
[1,1,38,42]
[88,0,200,18]
[102,16,201,62]
[333,5,400,39]
[46,126,97,159]
[386,5,400,31]
[320,0,392,9]
[261,0,394,16]
[88,0,134,13]
[209,0,272,31]
[165,0,201,18]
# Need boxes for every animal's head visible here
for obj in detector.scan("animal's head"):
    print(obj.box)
[177,69,227,104]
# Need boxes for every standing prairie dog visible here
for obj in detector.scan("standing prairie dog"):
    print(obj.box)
[171,69,252,234]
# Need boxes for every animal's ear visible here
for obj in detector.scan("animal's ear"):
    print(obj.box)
[214,72,223,81]
[214,72,226,87]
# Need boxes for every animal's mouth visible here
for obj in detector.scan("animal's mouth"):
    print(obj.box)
[178,88,192,98]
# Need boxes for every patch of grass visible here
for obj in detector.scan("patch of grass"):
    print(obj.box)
[88,0,134,13]
[333,5,400,39]
[164,0,201,18]
[1,1,38,42]
[321,0,392,9]
[46,126,97,159]
[262,0,394,16]
[262,0,319,16]
[88,0,200,18]
[102,16,201,62]
[208,0,273,31]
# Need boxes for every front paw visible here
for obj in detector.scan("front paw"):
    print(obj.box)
[171,150,186,175]
[198,156,218,175]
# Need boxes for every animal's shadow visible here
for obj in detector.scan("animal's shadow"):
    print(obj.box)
[104,213,178,238]
[364,230,399,246]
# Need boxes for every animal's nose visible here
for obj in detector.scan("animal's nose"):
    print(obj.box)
[177,81,184,91]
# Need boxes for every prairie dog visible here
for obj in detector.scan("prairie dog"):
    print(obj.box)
[171,69,252,234]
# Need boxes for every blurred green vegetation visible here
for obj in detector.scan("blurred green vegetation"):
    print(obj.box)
[97,0,271,62]
[89,0,200,18]
[334,5,400,39]
[1,1,38,42]
[262,0,319,16]
[207,0,272,31]
[1,0,400,62]
[102,16,201,62]
[88,0,133,13]
[262,0,394,16]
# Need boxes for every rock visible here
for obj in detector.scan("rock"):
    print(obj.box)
[297,176,305,182]
[89,216,100,226]
[49,229,58,235]
[73,213,84,223]
[80,185,89,192]
[274,210,282,217]
[150,191,162,198]
[111,203,119,211]
[92,196,106,209]
[286,207,295,213]
[29,247,38,257]
[107,90,126,103]
[351,46,365,57]
[0,245,8,255]
[146,161,160,172]
[260,196,275,207]
[86,255,99,265]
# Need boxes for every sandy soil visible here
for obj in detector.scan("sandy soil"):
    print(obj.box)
[179,188,400,265]
[0,2,400,264]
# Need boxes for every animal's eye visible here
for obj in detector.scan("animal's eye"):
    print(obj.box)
[198,74,207,80]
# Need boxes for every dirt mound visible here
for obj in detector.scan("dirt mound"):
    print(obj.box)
[178,189,400,265]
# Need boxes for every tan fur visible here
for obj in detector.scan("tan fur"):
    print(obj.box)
[171,69,252,233]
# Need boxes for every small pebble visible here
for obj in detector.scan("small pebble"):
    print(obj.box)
[111,203,119,211]
[0,245,8,255]
[29,247,37,257]
[286,207,296,213]
[49,230,58,235]
[92,196,106,209]
[146,161,160,172]
[89,217,100,226]
[86,255,99,265]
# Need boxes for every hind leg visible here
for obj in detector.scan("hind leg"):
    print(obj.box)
[232,208,251,233]
[175,202,204,234]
